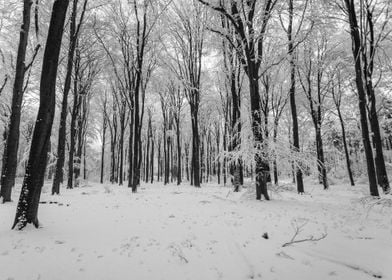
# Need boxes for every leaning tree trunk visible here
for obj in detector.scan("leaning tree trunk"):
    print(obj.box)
[0,0,32,202]
[367,82,390,193]
[337,108,355,186]
[344,0,378,196]
[13,0,70,229]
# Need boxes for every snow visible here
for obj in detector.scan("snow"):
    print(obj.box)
[0,180,391,280]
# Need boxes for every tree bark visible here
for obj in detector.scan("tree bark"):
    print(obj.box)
[338,109,355,186]
[52,0,87,195]
[362,4,390,193]
[1,0,33,202]
[191,102,201,187]
[100,113,106,184]
[288,0,304,194]
[176,118,181,185]
[344,0,378,196]
[13,0,70,229]
[150,135,154,183]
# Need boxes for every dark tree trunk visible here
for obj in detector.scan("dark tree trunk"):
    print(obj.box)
[223,120,227,186]
[67,56,81,189]
[145,119,151,183]
[191,102,201,187]
[131,92,140,192]
[337,109,355,186]
[169,133,173,183]
[315,125,328,189]
[273,123,278,185]
[128,119,133,187]
[118,115,125,185]
[176,118,181,185]
[100,113,106,184]
[288,0,304,194]
[287,0,304,194]
[74,107,84,187]
[0,0,32,202]
[362,4,390,193]
[83,140,87,180]
[164,126,169,185]
[52,0,87,195]
[150,136,154,183]
[157,138,161,182]
[200,131,204,184]
[250,79,270,201]
[344,0,378,196]
[13,0,69,229]
[366,82,389,193]
[185,141,189,181]
[215,123,220,184]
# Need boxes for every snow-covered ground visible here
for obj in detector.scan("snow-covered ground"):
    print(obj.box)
[0,180,391,280]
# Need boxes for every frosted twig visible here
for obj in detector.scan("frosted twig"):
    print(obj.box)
[282,219,327,247]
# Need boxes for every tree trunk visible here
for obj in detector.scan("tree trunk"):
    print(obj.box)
[367,83,390,193]
[52,0,80,195]
[273,123,278,185]
[337,109,355,186]
[13,0,69,229]
[118,120,125,185]
[185,141,189,181]
[176,118,181,185]
[100,114,106,184]
[74,109,84,187]
[288,0,304,194]
[216,124,220,184]
[315,124,328,189]
[150,137,154,183]
[250,78,269,201]
[344,0,378,196]
[67,70,80,189]
[157,138,161,182]
[0,0,32,202]
[191,102,200,187]
[128,119,133,187]
[164,127,169,185]
[83,140,87,180]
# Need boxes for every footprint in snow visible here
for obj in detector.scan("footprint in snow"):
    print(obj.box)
[34,246,45,253]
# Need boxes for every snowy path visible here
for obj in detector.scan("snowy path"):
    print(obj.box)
[0,181,391,280]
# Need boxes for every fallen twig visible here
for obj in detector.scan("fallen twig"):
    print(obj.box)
[282,219,327,247]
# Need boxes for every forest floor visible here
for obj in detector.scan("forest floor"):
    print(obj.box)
[0,179,391,280]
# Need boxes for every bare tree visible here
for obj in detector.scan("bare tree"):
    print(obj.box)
[13,0,70,229]
[198,0,278,199]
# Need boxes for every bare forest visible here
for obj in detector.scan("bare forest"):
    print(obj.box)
[0,0,392,279]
